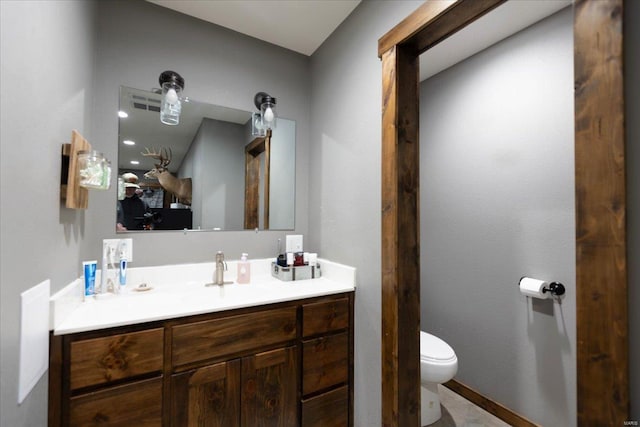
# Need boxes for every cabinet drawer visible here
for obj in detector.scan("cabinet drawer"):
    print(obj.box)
[303,298,349,337]
[70,328,164,390]
[302,385,349,427]
[70,377,162,426]
[172,307,297,367]
[302,332,349,395]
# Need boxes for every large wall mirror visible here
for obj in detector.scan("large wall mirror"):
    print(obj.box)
[117,86,295,232]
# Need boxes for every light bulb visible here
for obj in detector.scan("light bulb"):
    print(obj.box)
[264,106,274,123]
[165,88,178,104]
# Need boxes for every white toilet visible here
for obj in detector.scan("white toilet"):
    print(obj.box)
[420,331,458,426]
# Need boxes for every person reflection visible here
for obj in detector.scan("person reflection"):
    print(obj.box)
[117,179,150,231]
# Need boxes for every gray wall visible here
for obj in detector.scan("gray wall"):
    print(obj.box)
[84,0,311,266]
[182,118,246,230]
[308,1,425,425]
[0,1,98,426]
[420,9,574,426]
[626,0,640,419]
[0,1,310,425]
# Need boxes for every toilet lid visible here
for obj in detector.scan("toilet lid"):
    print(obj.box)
[420,331,456,362]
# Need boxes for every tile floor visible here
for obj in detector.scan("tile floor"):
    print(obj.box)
[429,385,512,427]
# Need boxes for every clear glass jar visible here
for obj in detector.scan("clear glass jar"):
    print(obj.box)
[160,82,182,125]
[117,177,125,200]
[77,150,110,190]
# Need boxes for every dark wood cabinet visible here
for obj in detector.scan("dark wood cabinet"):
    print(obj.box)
[49,292,353,427]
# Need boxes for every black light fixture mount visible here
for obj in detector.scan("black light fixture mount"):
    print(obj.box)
[159,70,185,91]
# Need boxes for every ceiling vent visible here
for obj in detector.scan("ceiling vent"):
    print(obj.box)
[130,93,161,113]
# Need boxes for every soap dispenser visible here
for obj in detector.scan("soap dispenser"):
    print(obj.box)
[237,253,251,284]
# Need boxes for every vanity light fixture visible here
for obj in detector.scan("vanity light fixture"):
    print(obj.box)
[159,70,185,126]
[252,92,277,136]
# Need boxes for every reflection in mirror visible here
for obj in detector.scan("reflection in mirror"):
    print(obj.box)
[117,86,295,232]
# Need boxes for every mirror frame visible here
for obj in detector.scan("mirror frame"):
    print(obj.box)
[379,0,627,425]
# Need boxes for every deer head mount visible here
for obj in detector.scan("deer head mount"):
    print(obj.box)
[141,147,192,205]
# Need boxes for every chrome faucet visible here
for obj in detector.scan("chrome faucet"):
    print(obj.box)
[204,251,233,287]
[207,251,232,286]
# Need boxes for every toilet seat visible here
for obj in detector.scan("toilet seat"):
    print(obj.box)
[420,331,456,364]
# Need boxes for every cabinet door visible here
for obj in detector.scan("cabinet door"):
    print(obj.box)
[242,346,298,427]
[171,359,241,427]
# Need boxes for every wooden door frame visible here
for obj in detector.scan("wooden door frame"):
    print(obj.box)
[244,129,271,229]
[379,0,627,426]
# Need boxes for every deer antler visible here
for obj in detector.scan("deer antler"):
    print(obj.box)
[141,147,171,168]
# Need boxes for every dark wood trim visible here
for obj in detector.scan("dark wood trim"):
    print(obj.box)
[444,380,540,427]
[380,0,628,425]
[574,0,628,424]
[381,44,421,427]
[244,130,271,229]
[163,325,172,426]
[48,333,63,427]
[244,135,265,229]
[348,292,355,427]
[378,0,506,57]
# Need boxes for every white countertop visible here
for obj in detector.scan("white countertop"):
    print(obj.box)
[50,258,356,335]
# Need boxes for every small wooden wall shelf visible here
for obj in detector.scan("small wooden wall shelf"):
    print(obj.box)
[60,130,91,209]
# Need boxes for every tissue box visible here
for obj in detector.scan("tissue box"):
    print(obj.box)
[271,262,321,281]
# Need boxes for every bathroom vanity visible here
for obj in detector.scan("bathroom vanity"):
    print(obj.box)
[48,260,355,427]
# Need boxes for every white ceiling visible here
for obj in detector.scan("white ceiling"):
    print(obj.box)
[148,0,571,80]
[147,0,361,56]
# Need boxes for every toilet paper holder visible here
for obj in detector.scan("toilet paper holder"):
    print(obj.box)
[518,276,566,297]
[543,281,566,297]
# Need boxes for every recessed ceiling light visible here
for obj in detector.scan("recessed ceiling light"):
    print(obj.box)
[130,160,140,165]
[118,111,129,118]
[123,140,135,145]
